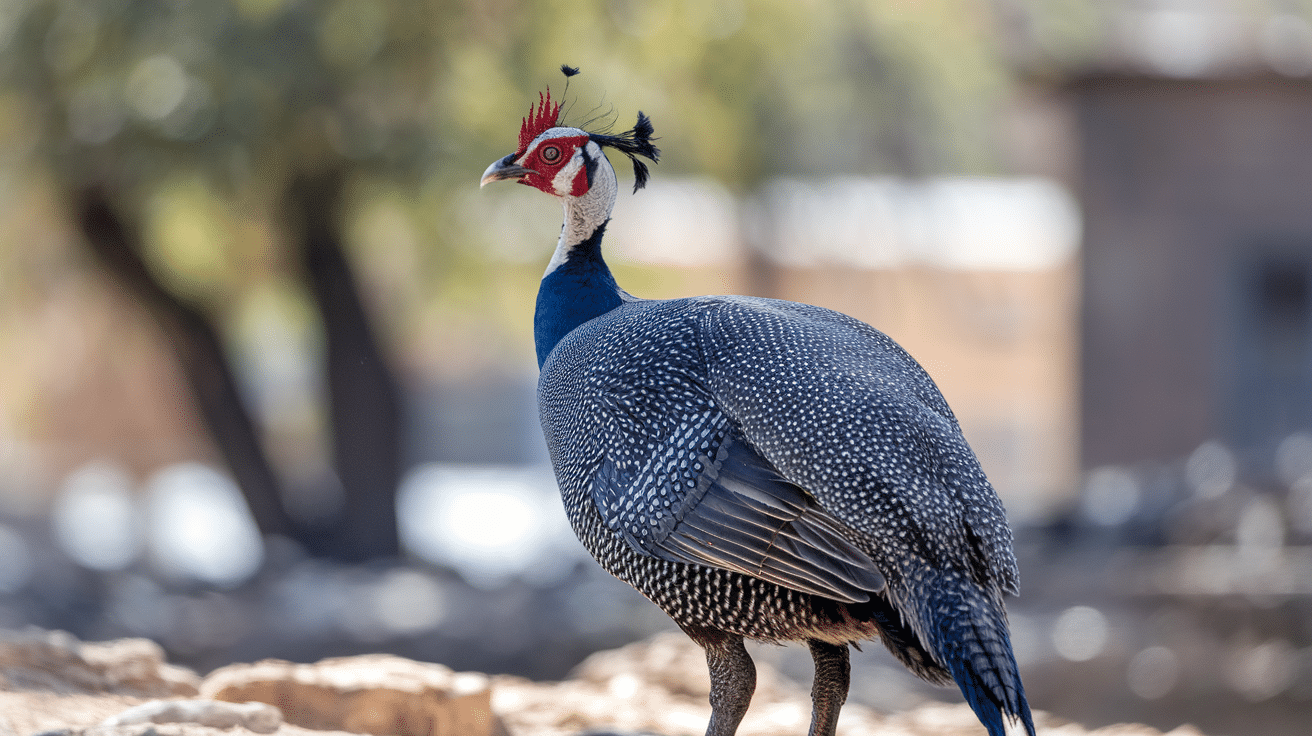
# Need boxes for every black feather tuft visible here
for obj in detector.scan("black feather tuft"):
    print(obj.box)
[590,111,661,193]
[560,64,581,78]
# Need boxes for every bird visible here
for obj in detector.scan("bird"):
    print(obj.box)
[480,68,1037,736]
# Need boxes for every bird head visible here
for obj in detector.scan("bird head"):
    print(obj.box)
[480,71,659,198]
[480,120,598,198]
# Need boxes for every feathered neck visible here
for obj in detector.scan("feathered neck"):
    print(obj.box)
[533,152,624,367]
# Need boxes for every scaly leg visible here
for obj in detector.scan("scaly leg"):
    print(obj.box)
[687,627,757,736]
[806,639,850,736]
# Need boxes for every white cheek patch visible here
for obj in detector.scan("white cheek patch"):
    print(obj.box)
[549,141,604,197]
[552,151,586,195]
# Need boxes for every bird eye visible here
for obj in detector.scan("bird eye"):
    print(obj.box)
[541,146,561,162]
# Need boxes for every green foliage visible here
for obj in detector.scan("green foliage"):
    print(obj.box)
[0,0,1045,373]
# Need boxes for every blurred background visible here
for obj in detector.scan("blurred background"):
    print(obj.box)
[0,0,1310,734]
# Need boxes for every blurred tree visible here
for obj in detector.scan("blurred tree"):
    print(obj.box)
[0,0,1029,566]
[0,0,445,561]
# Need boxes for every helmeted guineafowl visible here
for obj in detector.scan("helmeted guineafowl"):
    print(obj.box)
[480,70,1036,736]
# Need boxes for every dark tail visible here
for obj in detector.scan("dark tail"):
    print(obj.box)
[915,570,1035,736]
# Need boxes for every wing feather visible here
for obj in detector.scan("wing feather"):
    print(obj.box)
[591,435,885,603]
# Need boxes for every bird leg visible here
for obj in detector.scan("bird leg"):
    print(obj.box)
[806,639,850,736]
[688,628,757,736]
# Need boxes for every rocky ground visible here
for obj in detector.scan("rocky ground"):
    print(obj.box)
[0,627,1206,736]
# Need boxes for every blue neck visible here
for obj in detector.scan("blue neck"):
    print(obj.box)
[534,221,623,367]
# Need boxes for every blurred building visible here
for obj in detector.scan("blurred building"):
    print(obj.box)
[602,176,1083,523]
[1073,72,1312,470]
[1047,13,1312,731]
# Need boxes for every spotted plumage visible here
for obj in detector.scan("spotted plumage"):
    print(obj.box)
[481,74,1035,736]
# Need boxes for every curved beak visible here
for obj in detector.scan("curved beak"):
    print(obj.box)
[480,155,531,188]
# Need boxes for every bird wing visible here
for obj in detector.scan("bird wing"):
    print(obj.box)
[590,427,886,603]
[695,296,1021,595]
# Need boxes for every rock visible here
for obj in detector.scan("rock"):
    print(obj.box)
[0,628,199,697]
[99,699,282,733]
[492,632,1203,736]
[200,654,504,736]
[0,692,149,735]
[0,627,1213,736]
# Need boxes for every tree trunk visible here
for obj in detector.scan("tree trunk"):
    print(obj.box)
[291,172,403,562]
[76,184,405,564]
[74,188,299,542]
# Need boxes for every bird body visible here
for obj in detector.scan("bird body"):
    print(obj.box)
[482,76,1036,736]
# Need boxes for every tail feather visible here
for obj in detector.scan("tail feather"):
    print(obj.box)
[916,572,1036,736]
